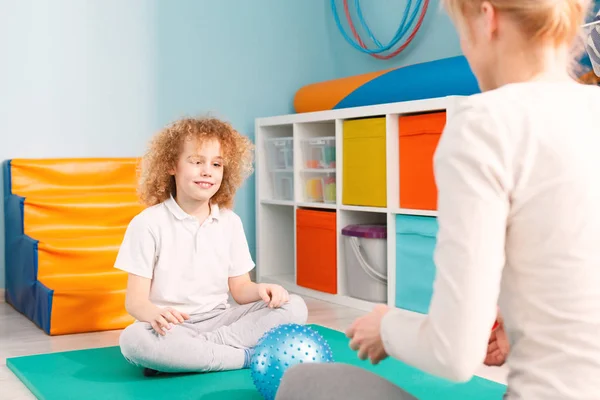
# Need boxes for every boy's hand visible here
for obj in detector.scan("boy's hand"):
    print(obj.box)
[257,283,289,308]
[149,307,190,336]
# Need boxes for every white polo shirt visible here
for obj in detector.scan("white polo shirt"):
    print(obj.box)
[114,195,255,315]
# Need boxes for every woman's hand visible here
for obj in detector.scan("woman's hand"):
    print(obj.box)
[485,314,510,366]
[346,304,391,365]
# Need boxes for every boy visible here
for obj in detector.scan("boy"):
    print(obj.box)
[116,117,308,376]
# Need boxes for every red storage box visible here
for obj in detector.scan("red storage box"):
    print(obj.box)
[296,209,337,294]
[399,111,446,211]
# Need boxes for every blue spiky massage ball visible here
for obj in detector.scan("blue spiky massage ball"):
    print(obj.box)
[250,323,335,400]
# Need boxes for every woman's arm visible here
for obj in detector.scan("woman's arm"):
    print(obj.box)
[380,99,510,382]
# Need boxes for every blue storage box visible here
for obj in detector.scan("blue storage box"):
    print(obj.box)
[395,214,438,314]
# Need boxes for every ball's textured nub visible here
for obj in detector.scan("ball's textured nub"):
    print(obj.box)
[250,324,335,400]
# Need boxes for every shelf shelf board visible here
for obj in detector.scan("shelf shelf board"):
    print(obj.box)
[297,202,337,210]
[338,204,388,213]
[260,199,295,206]
[300,168,336,173]
[256,96,458,126]
[392,208,438,217]
[258,275,383,312]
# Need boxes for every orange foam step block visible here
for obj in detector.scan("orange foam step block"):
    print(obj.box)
[37,235,126,278]
[9,158,140,197]
[23,192,144,239]
[39,271,134,335]
[4,157,143,335]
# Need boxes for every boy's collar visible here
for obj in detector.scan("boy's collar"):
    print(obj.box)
[165,194,220,222]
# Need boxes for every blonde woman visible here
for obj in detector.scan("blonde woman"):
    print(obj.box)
[277,1,600,399]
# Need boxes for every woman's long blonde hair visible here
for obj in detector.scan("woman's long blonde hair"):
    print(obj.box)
[442,0,593,74]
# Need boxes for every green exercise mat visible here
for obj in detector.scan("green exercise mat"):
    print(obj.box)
[7,324,506,399]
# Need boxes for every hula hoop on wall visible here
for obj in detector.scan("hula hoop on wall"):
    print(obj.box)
[331,0,430,60]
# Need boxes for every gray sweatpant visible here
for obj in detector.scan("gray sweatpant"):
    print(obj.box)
[276,363,418,400]
[119,294,308,373]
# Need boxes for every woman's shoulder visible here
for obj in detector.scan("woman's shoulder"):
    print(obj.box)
[449,81,600,132]
[461,81,600,111]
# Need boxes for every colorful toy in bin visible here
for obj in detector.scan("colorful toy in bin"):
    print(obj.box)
[323,176,336,203]
[302,137,336,169]
[306,178,323,202]
[305,174,336,203]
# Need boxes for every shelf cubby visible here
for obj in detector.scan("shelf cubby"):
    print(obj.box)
[255,95,460,311]
[255,203,295,286]
[337,209,387,301]
[257,124,294,204]
[294,121,338,206]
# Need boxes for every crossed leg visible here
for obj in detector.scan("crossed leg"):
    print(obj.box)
[119,294,308,374]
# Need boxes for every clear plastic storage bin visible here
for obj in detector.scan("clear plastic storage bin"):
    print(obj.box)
[272,171,294,201]
[304,172,336,203]
[266,137,293,170]
[302,137,336,169]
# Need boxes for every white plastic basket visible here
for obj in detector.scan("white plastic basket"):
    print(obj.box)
[342,224,387,303]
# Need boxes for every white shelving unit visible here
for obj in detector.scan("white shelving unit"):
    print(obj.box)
[254,96,463,312]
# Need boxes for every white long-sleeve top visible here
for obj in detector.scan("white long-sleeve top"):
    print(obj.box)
[381,80,600,399]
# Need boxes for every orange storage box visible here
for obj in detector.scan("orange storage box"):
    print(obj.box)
[399,111,446,211]
[296,209,337,294]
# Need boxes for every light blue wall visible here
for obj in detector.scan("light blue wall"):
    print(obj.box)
[0,0,337,289]
[0,1,468,289]
[0,0,160,290]
[324,0,463,77]
[153,0,337,259]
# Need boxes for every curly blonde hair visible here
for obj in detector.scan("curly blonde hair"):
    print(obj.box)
[138,116,254,209]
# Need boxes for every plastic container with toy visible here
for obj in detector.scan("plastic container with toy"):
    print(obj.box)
[304,172,336,203]
[266,137,293,170]
[272,171,294,201]
[301,137,336,169]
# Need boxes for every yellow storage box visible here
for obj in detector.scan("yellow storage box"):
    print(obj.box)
[342,117,386,207]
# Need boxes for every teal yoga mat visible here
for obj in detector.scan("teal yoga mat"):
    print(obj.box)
[7,324,506,399]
